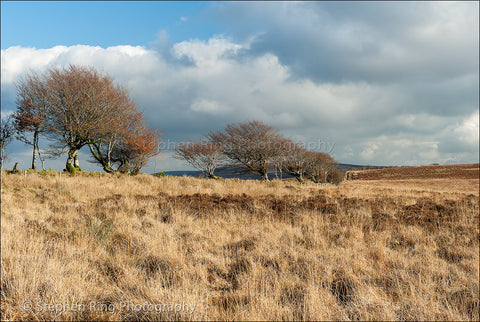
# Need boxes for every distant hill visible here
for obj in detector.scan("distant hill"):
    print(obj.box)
[159,167,291,180]
[336,163,368,170]
[157,163,381,180]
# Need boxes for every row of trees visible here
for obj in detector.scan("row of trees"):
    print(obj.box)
[4,65,161,174]
[175,120,342,183]
[1,65,339,181]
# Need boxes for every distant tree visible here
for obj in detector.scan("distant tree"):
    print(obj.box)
[208,120,286,181]
[329,168,346,185]
[13,71,49,170]
[0,116,15,171]
[174,140,225,178]
[305,151,337,183]
[280,141,310,183]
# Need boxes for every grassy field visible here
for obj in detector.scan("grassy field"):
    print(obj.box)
[1,169,479,321]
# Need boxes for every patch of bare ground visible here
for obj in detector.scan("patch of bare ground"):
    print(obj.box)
[1,171,478,321]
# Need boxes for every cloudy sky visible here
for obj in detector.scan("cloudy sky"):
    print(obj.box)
[1,1,478,172]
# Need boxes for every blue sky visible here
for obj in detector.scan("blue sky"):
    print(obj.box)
[1,1,218,48]
[1,1,479,173]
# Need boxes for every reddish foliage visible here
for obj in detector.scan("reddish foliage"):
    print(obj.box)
[112,111,162,174]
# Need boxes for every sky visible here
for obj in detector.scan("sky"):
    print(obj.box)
[1,1,479,173]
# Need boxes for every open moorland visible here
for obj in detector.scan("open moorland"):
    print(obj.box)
[1,165,479,321]
[347,163,479,180]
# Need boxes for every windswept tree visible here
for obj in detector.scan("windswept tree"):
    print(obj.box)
[13,71,49,170]
[305,151,337,183]
[0,116,15,171]
[43,65,126,172]
[174,140,225,178]
[281,141,311,183]
[208,120,286,181]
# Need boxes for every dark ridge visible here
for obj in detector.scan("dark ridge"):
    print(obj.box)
[156,164,382,180]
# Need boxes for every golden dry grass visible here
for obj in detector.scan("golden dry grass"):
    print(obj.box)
[1,172,479,321]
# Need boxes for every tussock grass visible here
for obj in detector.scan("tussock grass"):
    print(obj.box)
[1,172,478,321]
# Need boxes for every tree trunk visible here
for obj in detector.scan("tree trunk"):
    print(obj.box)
[66,148,78,173]
[73,150,80,169]
[0,148,4,171]
[118,159,129,173]
[38,149,46,171]
[207,171,218,179]
[102,163,114,173]
[88,143,114,173]
[31,130,38,170]
[295,174,304,183]
[260,171,269,181]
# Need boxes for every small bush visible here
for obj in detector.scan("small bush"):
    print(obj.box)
[329,169,346,185]
[154,171,165,177]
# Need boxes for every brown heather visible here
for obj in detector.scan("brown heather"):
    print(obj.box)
[1,170,479,321]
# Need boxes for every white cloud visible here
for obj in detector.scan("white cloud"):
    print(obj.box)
[173,37,242,67]
[360,143,379,161]
[190,99,229,114]
[454,111,480,148]
[436,111,480,156]
[1,46,67,83]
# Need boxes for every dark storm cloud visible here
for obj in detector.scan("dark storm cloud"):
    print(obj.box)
[214,2,478,85]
